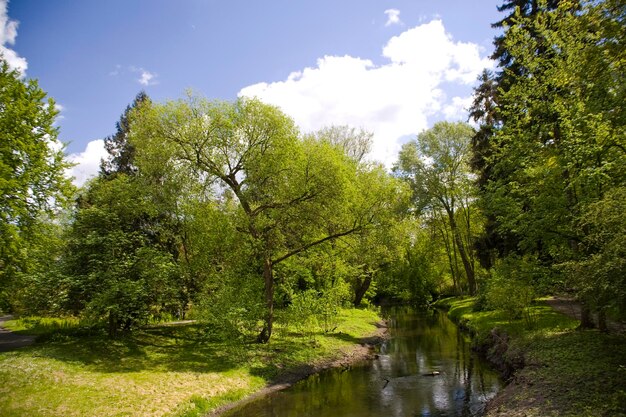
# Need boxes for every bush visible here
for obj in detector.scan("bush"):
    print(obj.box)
[286,284,349,337]
[485,256,540,328]
[197,273,265,340]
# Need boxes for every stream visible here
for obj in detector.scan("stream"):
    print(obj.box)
[225,307,502,417]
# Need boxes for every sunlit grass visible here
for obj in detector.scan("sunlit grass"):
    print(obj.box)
[0,308,381,417]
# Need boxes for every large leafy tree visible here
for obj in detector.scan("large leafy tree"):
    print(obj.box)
[63,93,198,334]
[395,122,479,295]
[132,96,399,342]
[0,59,74,309]
[64,175,179,336]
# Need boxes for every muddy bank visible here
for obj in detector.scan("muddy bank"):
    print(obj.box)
[208,321,389,417]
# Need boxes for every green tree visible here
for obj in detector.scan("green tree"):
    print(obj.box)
[395,122,479,295]
[100,91,151,177]
[64,176,179,336]
[0,59,74,310]
[132,96,398,342]
[475,0,625,326]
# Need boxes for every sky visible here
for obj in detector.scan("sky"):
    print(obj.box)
[2,0,503,186]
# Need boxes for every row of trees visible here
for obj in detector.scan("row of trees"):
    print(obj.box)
[2,0,623,341]
[469,0,625,328]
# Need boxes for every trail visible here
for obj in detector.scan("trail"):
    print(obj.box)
[0,315,36,352]
[543,297,625,333]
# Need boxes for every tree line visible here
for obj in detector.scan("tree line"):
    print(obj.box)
[1,0,623,341]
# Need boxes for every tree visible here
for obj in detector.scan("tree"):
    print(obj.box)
[100,91,151,177]
[64,176,179,336]
[0,59,74,310]
[395,122,479,295]
[473,0,626,326]
[132,96,399,342]
[469,1,569,268]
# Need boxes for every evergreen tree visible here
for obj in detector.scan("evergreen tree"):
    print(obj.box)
[100,91,151,177]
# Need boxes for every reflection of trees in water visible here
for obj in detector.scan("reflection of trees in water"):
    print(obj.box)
[226,308,501,417]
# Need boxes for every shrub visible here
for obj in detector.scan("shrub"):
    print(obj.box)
[486,256,540,328]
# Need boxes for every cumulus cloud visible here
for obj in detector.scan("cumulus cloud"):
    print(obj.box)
[384,9,401,27]
[442,96,473,121]
[67,139,107,187]
[127,66,158,86]
[240,20,492,166]
[0,0,27,75]
[138,69,156,86]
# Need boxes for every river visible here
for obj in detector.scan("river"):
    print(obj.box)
[225,307,502,417]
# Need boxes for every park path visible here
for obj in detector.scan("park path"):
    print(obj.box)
[0,315,36,352]
[543,297,625,333]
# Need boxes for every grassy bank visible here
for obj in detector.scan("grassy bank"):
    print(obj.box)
[0,308,381,417]
[437,297,626,417]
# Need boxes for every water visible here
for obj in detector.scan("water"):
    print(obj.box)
[225,307,501,417]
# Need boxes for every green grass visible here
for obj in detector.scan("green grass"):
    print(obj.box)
[440,297,626,417]
[3,316,82,336]
[0,308,381,417]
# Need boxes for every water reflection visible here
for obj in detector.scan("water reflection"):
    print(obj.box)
[225,307,501,417]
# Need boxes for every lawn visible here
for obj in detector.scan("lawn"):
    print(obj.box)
[0,308,381,417]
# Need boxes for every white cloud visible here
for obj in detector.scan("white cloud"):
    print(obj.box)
[138,70,156,86]
[128,66,158,86]
[240,19,492,167]
[67,139,107,187]
[0,0,27,75]
[384,9,401,27]
[442,96,473,121]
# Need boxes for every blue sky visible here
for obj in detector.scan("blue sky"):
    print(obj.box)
[2,1,502,185]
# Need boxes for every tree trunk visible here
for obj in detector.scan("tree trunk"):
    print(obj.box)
[108,313,118,338]
[448,213,476,295]
[257,257,274,343]
[353,272,373,306]
[579,302,595,329]
[598,308,607,332]
[437,217,459,294]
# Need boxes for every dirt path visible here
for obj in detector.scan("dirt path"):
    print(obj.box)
[543,296,625,333]
[0,315,36,352]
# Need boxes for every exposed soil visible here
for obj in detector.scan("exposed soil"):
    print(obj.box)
[208,321,389,416]
[0,315,36,352]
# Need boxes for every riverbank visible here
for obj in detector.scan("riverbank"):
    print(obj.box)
[0,308,384,417]
[437,297,626,417]
[209,321,387,417]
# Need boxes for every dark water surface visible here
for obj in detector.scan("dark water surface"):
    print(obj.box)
[225,307,501,417]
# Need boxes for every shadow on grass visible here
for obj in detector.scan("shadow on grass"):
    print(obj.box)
[25,323,254,375]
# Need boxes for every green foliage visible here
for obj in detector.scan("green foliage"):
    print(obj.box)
[131,95,402,342]
[383,230,440,305]
[562,186,626,319]
[395,121,480,295]
[286,282,351,337]
[485,256,541,328]
[197,272,265,340]
[63,175,181,335]
[100,91,151,177]
[469,0,626,326]
[0,59,75,311]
